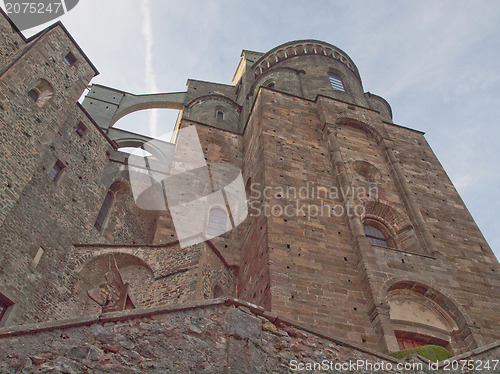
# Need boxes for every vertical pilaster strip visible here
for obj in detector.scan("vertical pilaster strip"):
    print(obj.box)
[379,139,437,255]
[322,122,398,353]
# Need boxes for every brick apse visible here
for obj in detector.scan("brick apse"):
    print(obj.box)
[0,9,499,372]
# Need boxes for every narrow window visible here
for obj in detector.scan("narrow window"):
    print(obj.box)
[0,293,14,325]
[213,284,224,298]
[267,82,275,89]
[31,247,44,269]
[245,177,252,202]
[207,207,227,237]
[328,72,345,92]
[364,224,389,247]
[75,122,87,137]
[216,110,224,121]
[49,160,64,181]
[28,89,39,102]
[64,52,77,66]
[95,191,113,231]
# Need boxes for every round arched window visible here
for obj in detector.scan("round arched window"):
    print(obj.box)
[207,207,227,237]
[27,79,54,108]
[364,224,389,247]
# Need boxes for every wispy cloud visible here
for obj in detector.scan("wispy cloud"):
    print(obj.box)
[140,0,158,137]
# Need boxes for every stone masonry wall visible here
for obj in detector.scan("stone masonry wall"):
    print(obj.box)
[315,93,500,350]
[0,25,96,228]
[384,122,500,344]
[100,178,159,245]
[65,239,234,319]
[253,89,379,350]
[0,104,113,324]
[239,96,272,309]
[0,299,408,374]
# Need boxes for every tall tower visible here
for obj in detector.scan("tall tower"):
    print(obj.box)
[219,41,500,354]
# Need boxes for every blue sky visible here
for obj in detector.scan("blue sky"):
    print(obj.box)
[7,0,500,259]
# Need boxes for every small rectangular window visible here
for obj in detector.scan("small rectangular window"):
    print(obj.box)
[49,160,64,181]
[328,72,345,92]
[64,52,77,66]
[75,122,87,137]
[95,191,113,231]
[31,247,44,269]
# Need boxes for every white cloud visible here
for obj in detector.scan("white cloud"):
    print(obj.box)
[140,0,159,137]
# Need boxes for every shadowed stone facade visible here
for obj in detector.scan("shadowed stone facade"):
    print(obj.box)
[0,9,499,373]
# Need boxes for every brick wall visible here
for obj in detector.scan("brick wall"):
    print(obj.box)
[250,89,379,349]
[0,9,24,70]
[0,104,112,323]
[0,23,96,228]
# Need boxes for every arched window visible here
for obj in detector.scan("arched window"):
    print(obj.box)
[364,224,389,247]
[328,72,345,92]
[27,79,54,108]
[216,110,224,121]
[386,282,467,354]
[213,284,224,298]
[262,79,276,90]
[207,207,227,237]
[94,191,114,231]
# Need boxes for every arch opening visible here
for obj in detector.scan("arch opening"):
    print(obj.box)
[28,78,54,108]
[113,108,180,139]
[74,253,154,316]
[118,147,153,157]
[207,207,228,238]
[382,279,478,354]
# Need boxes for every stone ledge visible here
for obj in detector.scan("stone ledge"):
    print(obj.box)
[437,340,500,368]
[0,315,98,338]
[73,241,180,248]
[372,244,436,259]
[1,296,497,369]
[0,298,226,338]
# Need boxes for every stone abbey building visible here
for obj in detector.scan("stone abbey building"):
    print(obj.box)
[0,9,499,373]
